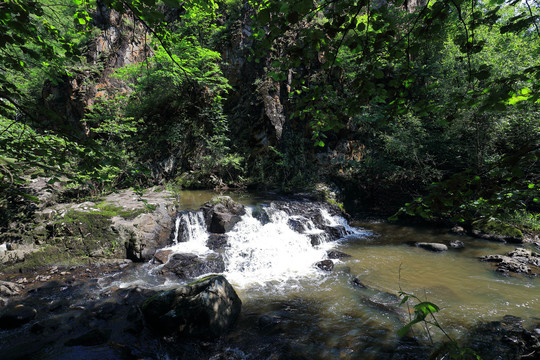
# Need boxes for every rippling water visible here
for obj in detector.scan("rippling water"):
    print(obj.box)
[99,190,540,358]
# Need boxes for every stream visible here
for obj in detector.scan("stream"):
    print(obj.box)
[1,190,539,359]
[102,190,540,358]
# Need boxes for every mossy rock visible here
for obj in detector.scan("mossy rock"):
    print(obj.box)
[473,218,523,241]
[51,210,125,259]
[2,246,88,272]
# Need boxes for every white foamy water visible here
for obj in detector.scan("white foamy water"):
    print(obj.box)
[222,208,336,287]
[99,203,369,291]
[161,204,368,288]
[167,211,211,256]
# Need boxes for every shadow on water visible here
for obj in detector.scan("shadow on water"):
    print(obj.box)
[0,263,431,360]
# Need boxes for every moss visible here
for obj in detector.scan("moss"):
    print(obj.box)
[187,274,220,286]
[327,198,345,213]
[52,209,124,259]
[474,218,524,239]
[93,202,147,219]
[1,245,89,272]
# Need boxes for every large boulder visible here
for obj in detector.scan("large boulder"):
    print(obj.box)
[202,197,246,234]
[160,253,225,279]
[111,202,176,261]
[141,275,242,338]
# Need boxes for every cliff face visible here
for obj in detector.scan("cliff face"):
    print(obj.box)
[39,2,303,182]
[41,0,151,134]
[219,3,287,153]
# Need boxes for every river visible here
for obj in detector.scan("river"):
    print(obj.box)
[96,190,540,359]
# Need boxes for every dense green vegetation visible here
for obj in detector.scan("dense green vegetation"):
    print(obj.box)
[0,0,538,235]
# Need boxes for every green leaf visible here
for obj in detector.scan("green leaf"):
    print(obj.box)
[414,302,440,316]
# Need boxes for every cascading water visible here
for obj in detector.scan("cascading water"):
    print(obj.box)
[163,202,368,288]
[168,210,210,255]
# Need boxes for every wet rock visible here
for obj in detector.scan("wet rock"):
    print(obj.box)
[207,234,228,250]
[142,275,242,338]
[315,260,334,271]
[324,225,348,240]
[287,218,307,233]
[352,277,367,288]
[415,242,448,252]
[202,196,246,234]
[251,205,270,225]
[0,280,24,297]
[162,253,225,279]
[449,240,465,249]
[464,315,540,360]
[308,233,325,246]
[153,249,173,264]
[65,329,110,346]
[0,304,37,329]
[327,250,352,259]
[480,247,540,275]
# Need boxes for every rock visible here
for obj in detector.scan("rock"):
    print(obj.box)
[352,277,366,288]
[449,240,465,249]
[141,275,242,338]
[153,249,173,264]
[65,329,110,346]
[315,260,334,271]
[0,281,24,297]
[308,233,325,246]
[323,225,348,240]
[287,218,307,233]
[202,196,246,233]
[0,304,37,329]
[415,242,448,252]
[327,250,352,259]
[251,205,270,225]
[112,202,175,261]
[450,225,467,236]
[464,315,540,360]
[207,234,228,250]
[480,247,540,274]
[161,253,225,279]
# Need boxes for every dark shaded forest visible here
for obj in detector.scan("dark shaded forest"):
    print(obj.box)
[1,0,539,235]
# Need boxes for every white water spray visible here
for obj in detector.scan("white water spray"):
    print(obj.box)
[156,203,369,288]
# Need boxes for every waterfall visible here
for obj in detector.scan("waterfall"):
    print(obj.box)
[161,202,369,288]
[222,207,334,287]
[168,210,211,256]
